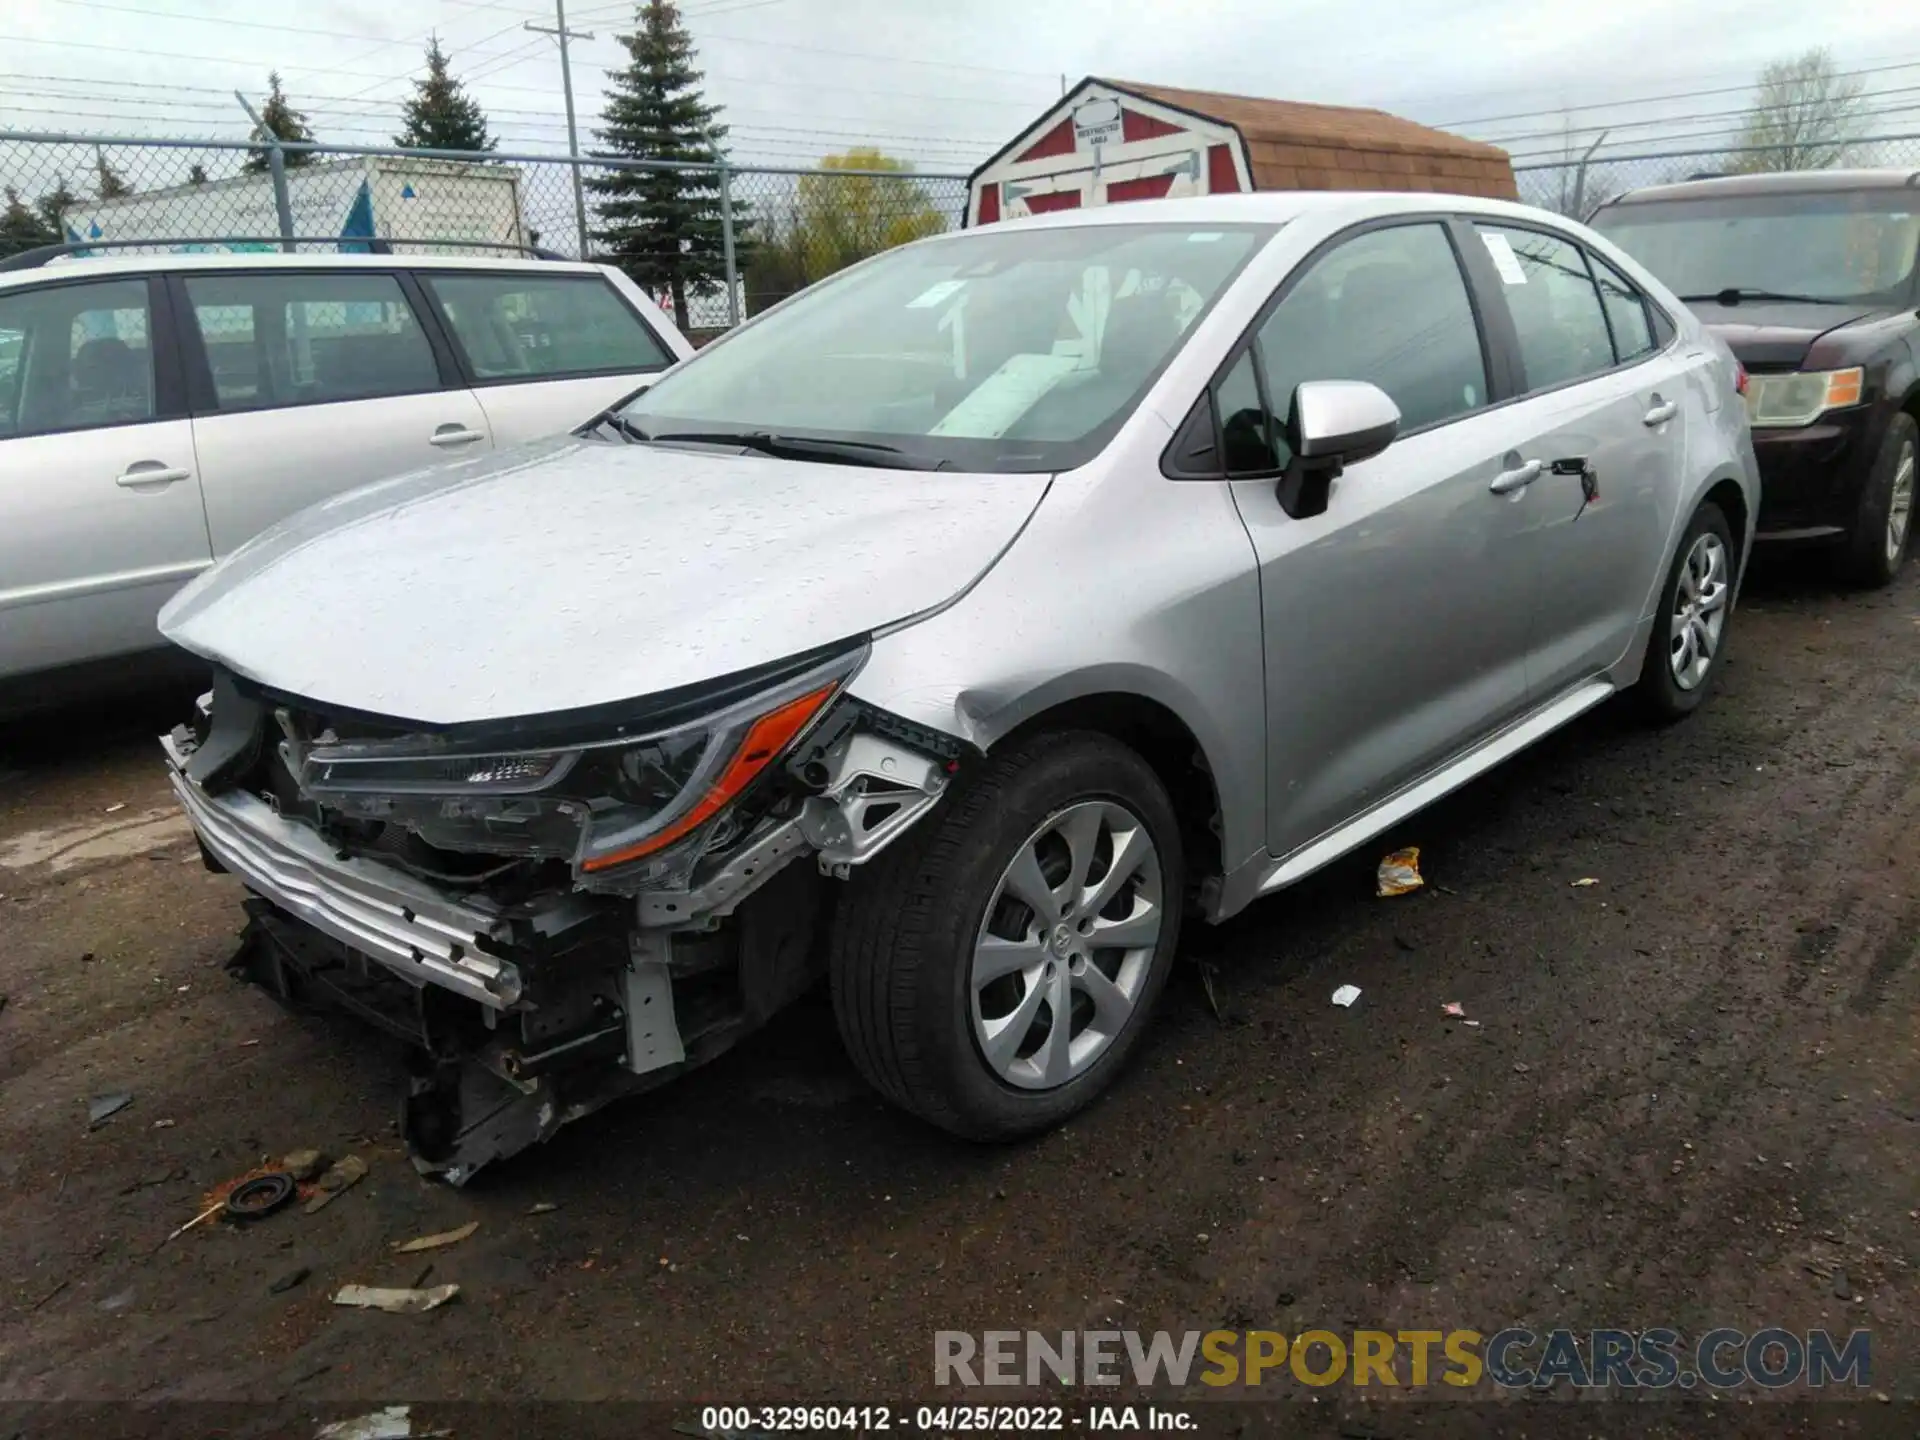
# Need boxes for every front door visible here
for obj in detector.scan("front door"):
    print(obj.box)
[1225,220,1540,858]
[0,274,213,677]
[171,268,494,556]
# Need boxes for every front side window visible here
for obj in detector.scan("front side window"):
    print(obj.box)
[1589,190,1920,306]
[425,273,672,381]
[183,271,439,412]
[0,278,154,439]
[620,222,1272,473]
[1478,224,1615,392]
[1257,222,1488,464]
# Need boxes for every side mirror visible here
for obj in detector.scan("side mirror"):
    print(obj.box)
[1277,380,1401,520]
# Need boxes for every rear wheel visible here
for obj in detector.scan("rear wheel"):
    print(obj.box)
[1636,499,1735,723]
[829,731,1184,1139]
[1836,412,1916,589]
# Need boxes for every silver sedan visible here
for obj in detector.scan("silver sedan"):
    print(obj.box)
[159,191,1758,1180]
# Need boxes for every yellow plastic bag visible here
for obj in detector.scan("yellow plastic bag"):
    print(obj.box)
[1377,846,1423,897]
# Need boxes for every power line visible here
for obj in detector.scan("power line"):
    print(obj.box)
[1477,85,1920,149]
[37,0,551,64]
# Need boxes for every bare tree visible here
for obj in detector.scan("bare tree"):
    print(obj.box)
[1730,48,1866,172]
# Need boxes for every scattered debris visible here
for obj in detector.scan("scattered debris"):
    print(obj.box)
[528,1202,559,1216]
[87,1092,133,1126]
[29,1279,69,1312]
[282,1148,325,1182]
[1463,1020,1482,1028]
[104,803,126,814]
[1331,985,1362,1008]
[314,1406,449,1440]
[1442,1001,1466,1017]
[332,1283,460,1314]
[1376,846,1424,897]
[269,1266,311,1294]
[1571,877,1601,888]
[304,1154,368,1214]
[1196,961,1223,1020]
[1513,1062,1531,1074]
[1831,1268,1850,1300]
[393,1221,479,1254]
[152,1118,175,1129]
[409,1262,435,1289]
[226,1171,298,1221]
[164,1200,226,1244]
[97,1286,135,1313]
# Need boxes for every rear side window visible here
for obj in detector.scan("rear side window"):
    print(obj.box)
[182,272,440,412]
[1475,225,1615,392]
[0,278,154,439]
[1258,222,1488,463]
[1589,254,1657,363]
[424,273,672,381]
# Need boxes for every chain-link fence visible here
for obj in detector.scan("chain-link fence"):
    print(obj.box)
[1513,133,1920,218]
[0,131,971,334]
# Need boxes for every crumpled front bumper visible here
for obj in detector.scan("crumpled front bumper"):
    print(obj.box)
[163,732,524,1010]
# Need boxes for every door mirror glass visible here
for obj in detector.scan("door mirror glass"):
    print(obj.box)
[1289,379,1400,466]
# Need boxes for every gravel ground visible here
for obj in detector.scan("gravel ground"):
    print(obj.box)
[0,555,1915,1438]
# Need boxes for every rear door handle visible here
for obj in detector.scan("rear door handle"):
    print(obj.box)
[429,424,486,447]
[1643,400,1679,427]
[115,462,191,488]
[1489,458,1543,494]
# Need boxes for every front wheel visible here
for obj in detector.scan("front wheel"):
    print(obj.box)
[829,731,1184,1139]
[1836,412,1916,589]
[1635,499,1735,723]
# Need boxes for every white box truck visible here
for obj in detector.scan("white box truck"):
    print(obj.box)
[63,155,530,254]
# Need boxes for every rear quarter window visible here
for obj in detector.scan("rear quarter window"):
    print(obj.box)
[424,272,672,382]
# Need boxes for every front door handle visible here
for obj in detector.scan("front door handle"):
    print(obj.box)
[115,462,191,488]
[429,424,486,447]
[1489,458,1543,494]
[1643,399,1679,427]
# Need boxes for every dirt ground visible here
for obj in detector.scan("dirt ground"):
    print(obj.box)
[1,553,1916,1436]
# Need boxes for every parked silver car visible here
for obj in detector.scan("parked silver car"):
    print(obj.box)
[159,193,1757,1181]
[0,249,690,711]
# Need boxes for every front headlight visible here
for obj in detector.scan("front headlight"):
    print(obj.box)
[1745,367,1863,428]
[295,660,852,880]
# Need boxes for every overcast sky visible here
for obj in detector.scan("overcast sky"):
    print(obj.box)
[4,0,1920,174]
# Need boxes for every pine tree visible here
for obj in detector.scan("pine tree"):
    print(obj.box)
[36,177,77,238]
[243,72,317,173]
[94,147,131,200]
[187,163,210,186]
[0,187,57,257]
[395,35,495,153]
[588,0,743,330]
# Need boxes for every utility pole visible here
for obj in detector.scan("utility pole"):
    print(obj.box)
[526,0,594,257]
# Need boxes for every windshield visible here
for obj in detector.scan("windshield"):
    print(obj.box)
[1590,190,1920,305]
[620,222,1273,473]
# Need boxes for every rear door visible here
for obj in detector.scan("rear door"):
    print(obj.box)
[172,267,494,556]
[415,268,681,446]
[0,273,212,677]
[1463,222,1685,696]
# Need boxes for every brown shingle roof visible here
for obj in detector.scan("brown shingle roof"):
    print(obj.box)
[1101,77,1517,199]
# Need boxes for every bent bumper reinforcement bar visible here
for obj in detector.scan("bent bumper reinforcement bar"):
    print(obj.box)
[164,736,523,1009]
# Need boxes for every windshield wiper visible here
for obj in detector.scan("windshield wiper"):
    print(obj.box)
[1677,287,1851,306]
[577,410,652,444]
[647,430,945,470]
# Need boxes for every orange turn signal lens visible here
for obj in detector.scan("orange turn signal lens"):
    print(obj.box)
[1824,367,1864,409]
[579,683,838,873]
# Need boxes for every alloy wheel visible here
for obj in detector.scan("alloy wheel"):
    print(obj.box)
[1888,441,1916,568]
[1669,530,1729,691]
[970,800,1164,1091]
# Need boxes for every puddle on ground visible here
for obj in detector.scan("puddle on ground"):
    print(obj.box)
[0,807,193,872]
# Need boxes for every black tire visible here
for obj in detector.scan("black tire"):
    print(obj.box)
[829,730,1185,1140]
[1635,499,1735,724]
[1836,412,1917,589]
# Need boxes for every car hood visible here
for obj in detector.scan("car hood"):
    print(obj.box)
[160,436,1050,726]
[1687,299,1881,368]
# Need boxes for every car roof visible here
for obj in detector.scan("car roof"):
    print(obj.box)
[0,250,612,290]
[950,189,1584,233]
[1600,167,1920,207]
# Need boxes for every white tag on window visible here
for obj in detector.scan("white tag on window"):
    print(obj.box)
[930,352,1079,438]
[1481,231,1528,286]
[907,279,966,308]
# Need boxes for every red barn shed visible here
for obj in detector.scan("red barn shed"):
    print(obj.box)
[968,77,1517,225]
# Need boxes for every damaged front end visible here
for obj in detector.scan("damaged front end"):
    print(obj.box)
[164,644,961,1184]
